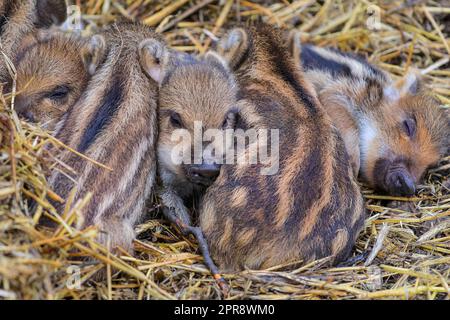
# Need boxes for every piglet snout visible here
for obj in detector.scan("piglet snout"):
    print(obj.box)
[386,169,416,196]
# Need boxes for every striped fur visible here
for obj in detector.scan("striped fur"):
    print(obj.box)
[48,23,162,252]
[289,35,449,196]
[0,0,66,81]
[199,25,365,272]
[146,45,240,226]
[12,30,102,132]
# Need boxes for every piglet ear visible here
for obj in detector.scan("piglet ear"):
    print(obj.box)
[288,30,302,60]
[139,39,169,84]
[396,70,423,96]
[82,35,106,75]
[216,28,248,71]
[204,51,230,71]
[383,85,400,102]
[224,108,240,129]
[287,30,302,68]
[35,0,68,28]
[384,70,424,102]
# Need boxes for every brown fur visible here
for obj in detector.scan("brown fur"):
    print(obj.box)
[145,44,240,227]
[289,34,449,196]
[199,25,365,272]
[12,30,103,131]
[48,23,163,252]
[0,0,66,81]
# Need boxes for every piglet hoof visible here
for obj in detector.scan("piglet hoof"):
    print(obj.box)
[187,225,229,297]
[214,274,230,297]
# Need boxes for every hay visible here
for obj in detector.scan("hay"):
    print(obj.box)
[0,0,448,300]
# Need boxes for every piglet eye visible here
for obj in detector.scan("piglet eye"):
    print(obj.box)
[223,109,239,129]
[170,112,183,128]
[402,118,416,138]
[47,85,69,102]
[221,116,230,129]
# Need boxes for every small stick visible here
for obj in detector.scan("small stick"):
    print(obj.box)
[143,0,190,27]
[162,207,229,296]
[160,0,215,33]
[422,5,450,56]
[365,224,390,266]
[201,0,234,53]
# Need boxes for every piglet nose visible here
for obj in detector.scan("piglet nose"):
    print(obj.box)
[191,163,221,181]
[391,171,416,196]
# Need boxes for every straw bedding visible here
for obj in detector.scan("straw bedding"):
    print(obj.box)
[0,0,448,300]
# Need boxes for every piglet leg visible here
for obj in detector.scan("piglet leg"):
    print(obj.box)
[162,207,229,296]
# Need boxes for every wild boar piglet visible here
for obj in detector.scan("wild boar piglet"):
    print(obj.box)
[141,40,240,288]
[198,25,365,272]
[289,33,449,196]
[12,30,103,131]
[0,0,67,80]
[48,23,163,253]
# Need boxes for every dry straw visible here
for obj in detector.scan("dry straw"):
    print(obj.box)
[0,0,448,300]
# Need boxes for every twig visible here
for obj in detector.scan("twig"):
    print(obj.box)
[161,0,216,33]
[143,0,190,27]
[365,224,390,266]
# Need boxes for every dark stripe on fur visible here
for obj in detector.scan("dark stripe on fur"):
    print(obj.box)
[283,142,323,233]
[103,140,154,220]
[301,45,387,81]
[301,45,352,77]
[264,37,318,116]
[78,75,124,153]
[0,1,16,33]
[233,33,252,73]
[365,78,384,107]
[35,0,67,28]
[304,132,357,260]
[14,41,41,67]
[328,47,386,80]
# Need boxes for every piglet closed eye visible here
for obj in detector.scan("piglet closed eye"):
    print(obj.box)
[288,32,448,197]
[14,31,105,131]
[402,118,417,137]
